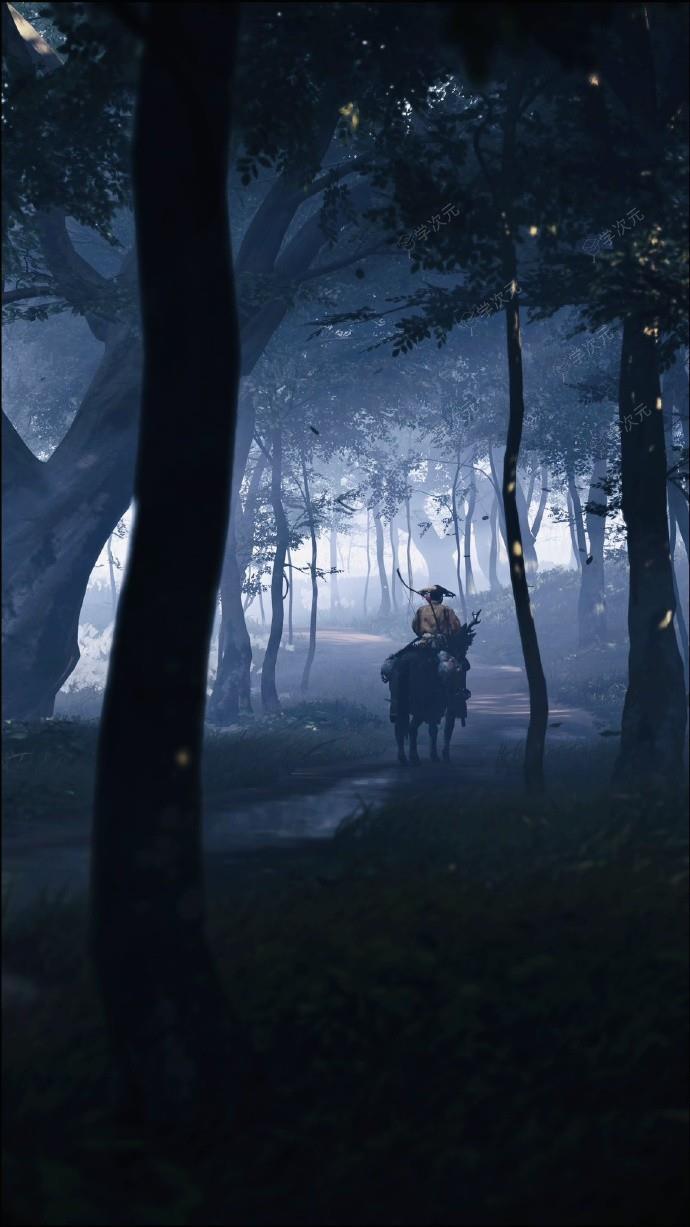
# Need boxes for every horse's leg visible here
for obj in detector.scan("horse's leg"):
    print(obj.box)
[442,712,456,762]
[429,722,439,762]
[395,715,408,765]
[409,716,421,764]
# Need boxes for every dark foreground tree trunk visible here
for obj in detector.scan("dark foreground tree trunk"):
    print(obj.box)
[301,459,318,694]
[374,508,391,617]
[502,277,549,793]
[91,4,241,1130]
[261,427,289,713]
[577,457,608,647]
[615,317,686,784]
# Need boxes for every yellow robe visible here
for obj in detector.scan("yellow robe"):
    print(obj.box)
[412,602,461,637]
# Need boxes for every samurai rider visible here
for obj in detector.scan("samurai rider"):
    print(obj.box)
[381,577,481,764]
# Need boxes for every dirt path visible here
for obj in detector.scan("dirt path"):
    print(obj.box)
[4,631,598,913]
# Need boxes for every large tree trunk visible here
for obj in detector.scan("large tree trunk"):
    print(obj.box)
[301,458,318,694]
[91,4,240,1128]
[261,427,289,713]
[577,457,608,647]
[614,317,686,784]
[2,330,142,719]
[373,508,390,617]
[2,13,366,719]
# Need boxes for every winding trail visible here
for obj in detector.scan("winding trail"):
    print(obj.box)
[4,631,598,913]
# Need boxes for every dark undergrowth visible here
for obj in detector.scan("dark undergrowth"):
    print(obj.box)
[3,774,688,1226]
[2,702,386,825]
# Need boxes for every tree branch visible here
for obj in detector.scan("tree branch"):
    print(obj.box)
[2,284,58,305]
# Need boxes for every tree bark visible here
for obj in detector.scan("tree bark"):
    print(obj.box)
[614,316,687,784]
[373,508,390,617]
[488,493,501,591]
[529,466,549,542]
[577,457,608,647]
[389,517,399,611]
[363,507,371,617]
[2,329,142,719]
[450,460,468,621]
[329,523,340,612]
[301,458,318,694]
[91,4,241,1129]
[567,467,588,573]
[261,427,289,713]
[106,535,118,620]
[464,466,476,596]
[286,547,294,646]
[501,267,548,793]
[405,496,413,591]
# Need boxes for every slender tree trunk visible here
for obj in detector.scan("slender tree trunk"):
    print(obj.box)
[389,517,399,611]
[301,459,318,694]
[363,507,371,617]
[258,584,266,626]
[663,371,689,688]
[525,467,537,516]
[91,5,240,1129]
[450,462,468,621]
[577,457,608,647]
[489,494,501,591]
[501,266,548,793]
[488,446,508,553]
[614,316,686,784]
[373,508,390,617]
[669,515,689,688]
[464,468,476,596]
[529,466,549,541]
[405,496,413,590]
[567,468,588,573]
[515,471,538,573]
[286,546,294,646]
[261,427,289,713]
[566,488,580,570]
[329,523,340,613]
[209,426,263,722]
[106,535,118,620]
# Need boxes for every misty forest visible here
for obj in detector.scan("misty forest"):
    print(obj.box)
[2,2,688,1225]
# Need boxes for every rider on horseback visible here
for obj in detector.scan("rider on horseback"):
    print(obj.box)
[412,584,461,642]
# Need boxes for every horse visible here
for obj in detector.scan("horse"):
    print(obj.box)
[382,614,480,765]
